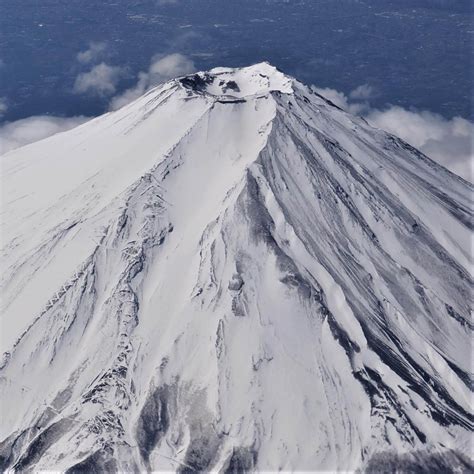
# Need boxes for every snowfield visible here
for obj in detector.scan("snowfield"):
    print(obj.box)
[0,63,472,472]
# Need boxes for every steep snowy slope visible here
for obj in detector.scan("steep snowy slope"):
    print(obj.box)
[0,63,472,472]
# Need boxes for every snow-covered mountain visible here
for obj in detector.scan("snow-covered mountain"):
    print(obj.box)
[1,63,472,472]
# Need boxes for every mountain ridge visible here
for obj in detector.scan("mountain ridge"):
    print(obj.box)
[0,63,472,472]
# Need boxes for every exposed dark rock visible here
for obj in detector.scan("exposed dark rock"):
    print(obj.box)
[179,74,214,93]
[135,385,171,464]
[228,274,244,291]
[66,450,117,474]
[364,449,473,474]
[0,429,28,472]
[224,447,258,473]
[179,433,220,473]
[224,80,240,93]
[13,418,73,472]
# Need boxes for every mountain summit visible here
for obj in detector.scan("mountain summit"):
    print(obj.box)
[1,63,472,472]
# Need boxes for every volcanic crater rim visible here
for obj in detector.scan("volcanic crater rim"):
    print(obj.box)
[177,62,294,99]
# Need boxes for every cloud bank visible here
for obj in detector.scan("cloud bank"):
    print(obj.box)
[314,84,473,182]
[367,107,473,181]
[110,53,195,110]
[1,53,195,155]
[0,97,8,118]
[73,63,124,96]
[3,64,470,183]
[312,86,372,115]
[76,42,107,64]
[0,115,90,155]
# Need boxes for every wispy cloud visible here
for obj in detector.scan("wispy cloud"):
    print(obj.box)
[314,84,473,182]
[1,53,195,153]
[110,53,195,110]
[312,86,369,115]
[0,97,8,118]
[349,84,375,101]
[76,41,107,64]
[6,71,470,184]
[73,63,124,96]
[0,115,90,155]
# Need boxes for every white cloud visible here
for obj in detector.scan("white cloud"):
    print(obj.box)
[109,72,150,110]
[0,97,8,118]
[312,86,368,115]
[0,115,90,155]
[73,63,124,96]
[76,42,107,64]
[367,107,473,182]
[349,84,375,101]
[313,84,473,182]
[149,53,195,82]
[110,53,195,110]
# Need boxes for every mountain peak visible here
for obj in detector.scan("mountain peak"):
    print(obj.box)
[177,62,293,98]
[1,64,472,472]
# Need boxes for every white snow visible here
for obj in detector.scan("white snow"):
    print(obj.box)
[0,63,472,473]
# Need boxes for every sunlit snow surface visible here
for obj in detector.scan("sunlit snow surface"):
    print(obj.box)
[0,64,472,472]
